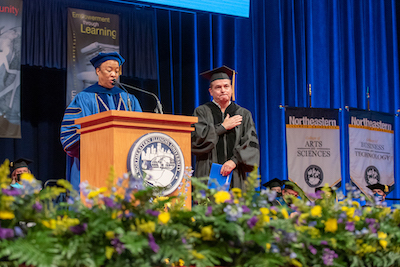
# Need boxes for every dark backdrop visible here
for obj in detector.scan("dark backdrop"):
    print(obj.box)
[1,0,400,202]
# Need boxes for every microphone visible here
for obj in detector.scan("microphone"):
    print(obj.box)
[112,79,132,111]
[113,79,163,114]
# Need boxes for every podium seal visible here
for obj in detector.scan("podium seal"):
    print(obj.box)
[127,132,185,196]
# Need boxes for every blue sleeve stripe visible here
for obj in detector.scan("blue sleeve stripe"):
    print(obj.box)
[65,108,82,115]
[60,129,76,138]
[61,120,76,126]
[62,134,80,148]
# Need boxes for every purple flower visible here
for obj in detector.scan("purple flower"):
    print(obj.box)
[146,209,160,217]
[242,205,251,213]
[337,218,343,224]
[320,240,328,245]
[14,226,24,237]
[2,188,21,196]
[308,245,317,255]
[0,227,14,239]
[181,237,187,244]
[111,238,126,254]
[32,201,43,212]
[148,233,159,253]
[247,216,258,229]
[365,218,375,225]
[205,206,213,216]
[322,248,338,266]
[369,225,377,234]
[308,221,317,227]
[103,197,116,208]
[199,190,206,198]
[345,221,355,232]
[70,223,87,235]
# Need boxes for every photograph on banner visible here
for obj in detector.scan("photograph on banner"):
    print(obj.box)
[348,109,394,196]
[67,8,119,105]
[285,107,341,197]
[0,0,22,138]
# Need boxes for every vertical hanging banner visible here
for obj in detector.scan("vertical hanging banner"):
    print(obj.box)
[285,107,341,196]
[348,109,394,195]
[67,8,119,105]
[0,0,22,138]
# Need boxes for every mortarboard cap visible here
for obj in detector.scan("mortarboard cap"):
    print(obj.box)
[367,183,389,193]
[263,178,284,189]
[200,65,237,101]
[9,158,33,173]
[90,52,125,69]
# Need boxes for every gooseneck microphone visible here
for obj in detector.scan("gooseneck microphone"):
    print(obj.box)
[112,79,164,114]
[112,79,132,111]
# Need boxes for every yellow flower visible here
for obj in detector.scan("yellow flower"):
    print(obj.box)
[231,188,242,198]
[262,215,270,223]
[270,208,277,215]
[379,240,388,249]
[87,191,100,199]
[0,210,15,220]
[20,173,34,182]
[191,217,195,222]
[153,196,169,203]
[136,218,156,234]
[281,208,289,219]
[98,187,108,194]
[105,231,115,239]
[191,250,205,259]
[42,219,56,229]
[56,179,73,191]
[311,205,322,217]
[214,191,231,204]
[291,259,303,267]
[353,216,360,222]
[378,231,387,239]
[178,259,184,266]
[105,246,114,259]
[260,207,270,215]
[201,225,214,241]
[266,243,271,250]
[324,218,338,233]
[352,201,360,208]
[158,212,171,224]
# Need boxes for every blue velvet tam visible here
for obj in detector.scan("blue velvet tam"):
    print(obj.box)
[90,52,125,68]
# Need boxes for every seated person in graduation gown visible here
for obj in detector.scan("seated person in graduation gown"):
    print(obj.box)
[191,66,260,190]
[9,158,33,189]
[263,178,284,206]
[367,183,389,201]
[60,52,142,191]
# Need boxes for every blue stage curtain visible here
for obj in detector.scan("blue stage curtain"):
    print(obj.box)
[1,0,399,202]
[21,0,157,79]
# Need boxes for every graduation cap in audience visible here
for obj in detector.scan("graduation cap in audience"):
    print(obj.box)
[9,158,33,173]
[367,183,389,193]
[263,178,284,189]
[200,65,237,101]
[90,52,125,68]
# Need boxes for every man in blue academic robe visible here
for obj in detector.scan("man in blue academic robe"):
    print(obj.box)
[60,52,142,191]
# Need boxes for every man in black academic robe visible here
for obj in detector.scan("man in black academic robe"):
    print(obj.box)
[191,66,260,190]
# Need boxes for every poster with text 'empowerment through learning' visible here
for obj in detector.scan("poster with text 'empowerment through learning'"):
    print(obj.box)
[348,109,394,195]
[67,8,119,106]
[0,0,22,138]
[285,107,341,196]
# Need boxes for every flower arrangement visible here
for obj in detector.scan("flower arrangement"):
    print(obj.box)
[1,159,400,267]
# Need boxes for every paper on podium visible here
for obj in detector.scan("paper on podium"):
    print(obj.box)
[207,163,232,191]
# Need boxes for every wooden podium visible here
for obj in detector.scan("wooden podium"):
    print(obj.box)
[75,110,198,208]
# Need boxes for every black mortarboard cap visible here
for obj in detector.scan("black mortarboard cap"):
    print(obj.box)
[200,65,237,101]
[90,52,125,68]
[9,158,33,173]
[367,183,389,193]
[263,178,284,189]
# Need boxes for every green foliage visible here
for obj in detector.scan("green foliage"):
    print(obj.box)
[1,159,400,267]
